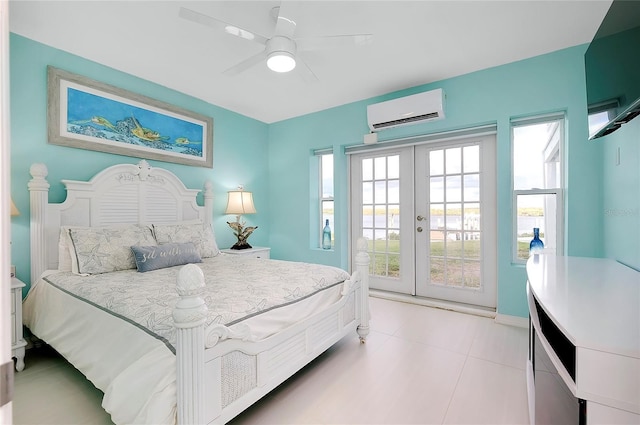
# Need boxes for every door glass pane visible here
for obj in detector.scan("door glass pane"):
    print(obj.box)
[448,259,464,287]
[388,180,400,203]
[362,182,373,204]
[446,175,462,202]
[465,260,481,288]
[463,145,480,173]
[429,257,445,285]
[374,181,387,203]
[428,142,482,290]
[464,203,481,261]
[430,150,444,175]
[388,155,400,179]
[387,253,400,277]
[374,157,386,179]
[463,174,480,202]
[374,228,386,241]
[362,155,402,279]
[362,158,373,180]
[466,233,481,260]
[430,176,444,203]
[430,204,444,230]
[388,205,400,230]
[445,203,461,231]
[374,205,386,228]
[445,147,461,174]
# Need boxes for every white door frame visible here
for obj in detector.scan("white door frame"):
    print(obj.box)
[349,148,415,294]
[1,0,15,421]
[414,135,497,308]
[348,130,497,309]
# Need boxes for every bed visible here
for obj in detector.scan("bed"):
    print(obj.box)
[22,160,370,424]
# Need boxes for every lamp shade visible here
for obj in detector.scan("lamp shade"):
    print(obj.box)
[10,198,20,216]
[225,190,256,215]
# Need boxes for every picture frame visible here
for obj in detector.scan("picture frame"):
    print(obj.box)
[47,66,214,168]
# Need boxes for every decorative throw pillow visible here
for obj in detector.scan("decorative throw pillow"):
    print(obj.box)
[152,222,220,258]
[69,225,157,275]
[131,242,202,272]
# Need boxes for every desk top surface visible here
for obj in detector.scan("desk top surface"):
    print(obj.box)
[527,255,639,358]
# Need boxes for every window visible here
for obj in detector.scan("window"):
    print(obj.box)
[511,114,564,263]
[319,152,334,248]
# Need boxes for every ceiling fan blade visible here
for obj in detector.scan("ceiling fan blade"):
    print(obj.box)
[179,7,268,45]
[296,58,319,84]
[297,34,374,51]
[272,4,297,38]
[222,50,268,76]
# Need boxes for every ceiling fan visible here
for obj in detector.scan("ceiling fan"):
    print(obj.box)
[179,3,373,81]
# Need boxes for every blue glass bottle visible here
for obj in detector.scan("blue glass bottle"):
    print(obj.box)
[322,219,332,249]
[529,227,544,254]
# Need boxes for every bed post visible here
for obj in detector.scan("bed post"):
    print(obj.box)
[203,181,213,227]
[28,163,49,285]
[355,237,370,343]
[173,264,208,425]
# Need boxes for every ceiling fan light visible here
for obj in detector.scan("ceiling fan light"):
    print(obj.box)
[267,51,296,73]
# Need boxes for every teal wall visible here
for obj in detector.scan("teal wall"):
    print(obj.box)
[12,34,626,318]
[9,34,270,289]
[269,45,603,318]
[600,117,640,270]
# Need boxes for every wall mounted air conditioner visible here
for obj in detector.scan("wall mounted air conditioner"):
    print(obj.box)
[367,88,445,131]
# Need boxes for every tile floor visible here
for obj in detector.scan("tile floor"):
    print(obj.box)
[13,297,530,424]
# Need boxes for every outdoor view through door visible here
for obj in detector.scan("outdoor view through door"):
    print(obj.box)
[350,133,496,309]
[427,145,482,288]
[361,155,401,277]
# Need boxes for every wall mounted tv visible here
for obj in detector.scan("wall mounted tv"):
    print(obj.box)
[585,0,640,139]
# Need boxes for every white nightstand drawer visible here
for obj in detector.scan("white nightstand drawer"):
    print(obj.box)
[11,277,27,371]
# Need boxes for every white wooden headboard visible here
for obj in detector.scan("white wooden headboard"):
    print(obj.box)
[28,160,212,284]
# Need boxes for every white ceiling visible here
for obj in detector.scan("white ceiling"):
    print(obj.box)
[9,0,612,124]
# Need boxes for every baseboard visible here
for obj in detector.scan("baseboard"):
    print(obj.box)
[369,290,496,319]
[495,313,529,328]
[370,290,529,328]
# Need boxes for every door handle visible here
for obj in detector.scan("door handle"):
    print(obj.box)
[417,227,423,232]
[417,215,425,221]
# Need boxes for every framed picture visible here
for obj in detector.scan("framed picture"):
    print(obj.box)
[47,66,213,168]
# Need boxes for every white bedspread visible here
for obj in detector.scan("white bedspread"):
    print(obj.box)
[23,255,350,424]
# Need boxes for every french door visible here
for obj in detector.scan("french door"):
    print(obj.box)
[350,134,496,309]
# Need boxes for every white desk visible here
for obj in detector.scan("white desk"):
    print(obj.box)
[527,255,639,422]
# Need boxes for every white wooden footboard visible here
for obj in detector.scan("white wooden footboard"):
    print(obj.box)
[174,238,370,425]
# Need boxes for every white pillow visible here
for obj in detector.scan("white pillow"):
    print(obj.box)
[152,222,220,258]
[58,227,73,272]
[58,226,86,273]
[68,224,157,275]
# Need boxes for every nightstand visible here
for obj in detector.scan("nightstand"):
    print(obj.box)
[11,277,27,371]
[220,246,270,259]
